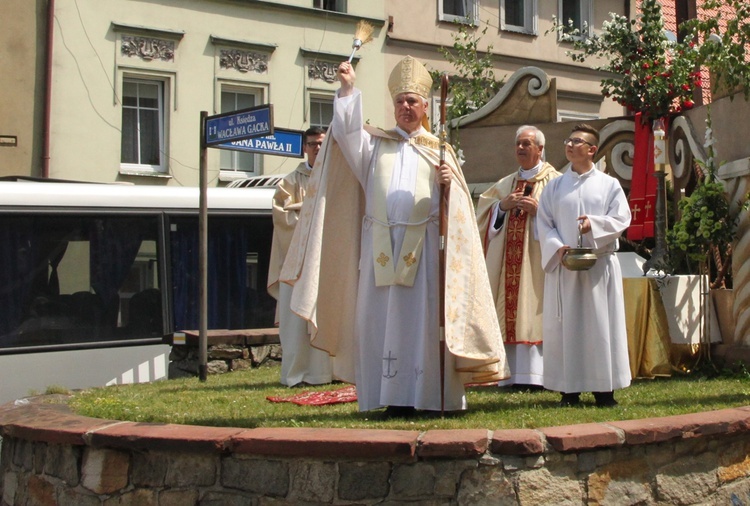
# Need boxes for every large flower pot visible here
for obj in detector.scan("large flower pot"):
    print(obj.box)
[711,288,736,345]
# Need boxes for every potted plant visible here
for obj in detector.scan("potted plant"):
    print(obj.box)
[667,109,748,288]
[667,109,749,345]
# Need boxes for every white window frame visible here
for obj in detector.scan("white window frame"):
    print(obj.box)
[500,0,537,35]
[308,92,335,130]
[557,0,593,40]
[120,76,168,175]
[218,83,264,181]
[438,0,479,25]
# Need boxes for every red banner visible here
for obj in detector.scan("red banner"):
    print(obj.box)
[627,113,658,240]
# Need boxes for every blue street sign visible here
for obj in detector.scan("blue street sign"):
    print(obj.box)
[217,128,304,158]
[205,105,273,146]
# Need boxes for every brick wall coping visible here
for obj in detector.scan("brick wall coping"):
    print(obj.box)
[2,397,750,459]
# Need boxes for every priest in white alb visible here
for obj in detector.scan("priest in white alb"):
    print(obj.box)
[267,126,333,387]
[280,56,508,417]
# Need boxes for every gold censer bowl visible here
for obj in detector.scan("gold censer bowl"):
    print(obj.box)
[561,224,597,271]
[562,248,597,270]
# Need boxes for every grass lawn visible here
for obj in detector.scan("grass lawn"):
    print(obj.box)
[65,360,750,431]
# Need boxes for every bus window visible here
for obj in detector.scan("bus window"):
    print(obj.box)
[169,215,275,331]
[0,214,162,350]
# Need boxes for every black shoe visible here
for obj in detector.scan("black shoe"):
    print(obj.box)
[594,391,618,407]
[381,405,417,419]
[560,392,581,407]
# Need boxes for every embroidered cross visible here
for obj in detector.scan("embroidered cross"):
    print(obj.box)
[631,204,642,220]
[377,252,390,267]
[447,307,459,323]
[403,252,416,266]
[450,258,461,273]
[383,351,398,378]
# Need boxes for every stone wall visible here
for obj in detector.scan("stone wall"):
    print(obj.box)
[3,398,750,504]
[167,329,281,378]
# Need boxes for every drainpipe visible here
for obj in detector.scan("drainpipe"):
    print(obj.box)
[42,0,55,178]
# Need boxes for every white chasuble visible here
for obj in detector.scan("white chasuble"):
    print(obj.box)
[280,89,508,412]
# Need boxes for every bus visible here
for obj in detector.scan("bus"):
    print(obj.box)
[0,177,280,404]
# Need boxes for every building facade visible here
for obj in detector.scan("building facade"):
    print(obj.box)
[384,0,631,128]
[2,0,386,184]
[4,0,696,186]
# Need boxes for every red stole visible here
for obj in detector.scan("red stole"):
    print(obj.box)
[503,179,535,343]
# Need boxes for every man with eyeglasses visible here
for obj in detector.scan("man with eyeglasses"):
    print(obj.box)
[476,125,560,391]
[280,56,508,418]
[268,126,332,387]
[536,123,632,408]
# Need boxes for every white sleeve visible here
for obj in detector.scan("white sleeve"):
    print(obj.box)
[331,89,375,187]
[486,201,505,242]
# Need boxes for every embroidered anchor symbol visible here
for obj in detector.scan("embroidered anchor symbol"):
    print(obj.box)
[403,252,416,266]
[377,252,390,267]
[383,351,398,379]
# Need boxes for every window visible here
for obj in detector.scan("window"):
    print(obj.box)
[557,110,598,123]
[169,216,275,330]
[121,78,166,173]
[439,0,478,24]
[501,0,537,35]
[313,0,346,12]
[559,0,592,38]
[309,95,334,129]
[0,214,163,350]
[220,87,261,177]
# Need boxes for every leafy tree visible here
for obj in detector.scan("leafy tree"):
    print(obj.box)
[548,0,701,121]
[682,0,750,101]
[430,23,503,123]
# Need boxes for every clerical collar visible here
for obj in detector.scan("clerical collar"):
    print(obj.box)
[519,161,543,180]
[304,161,313,172]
